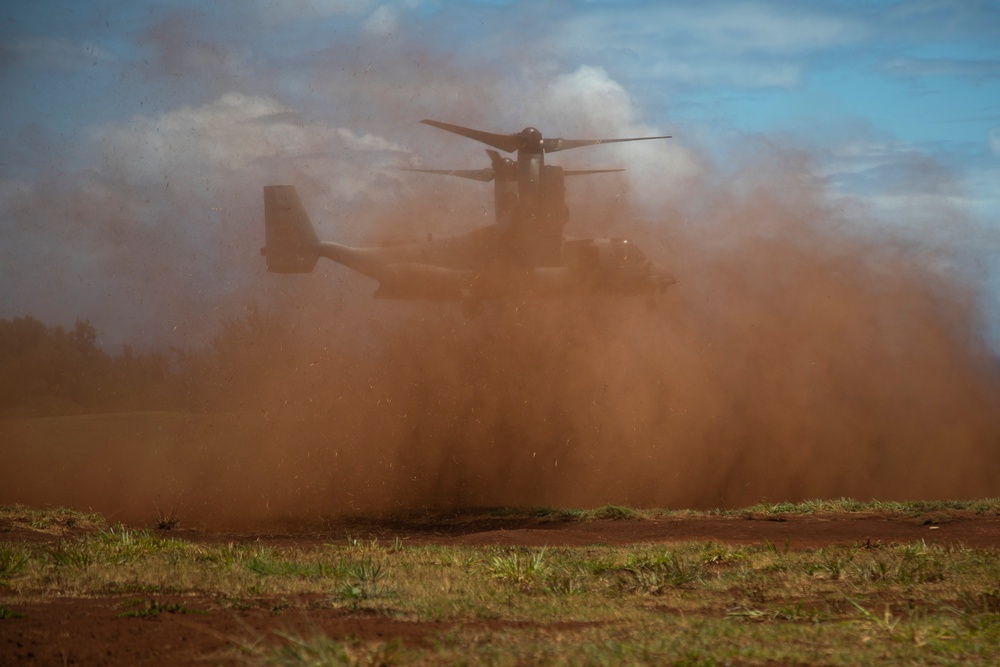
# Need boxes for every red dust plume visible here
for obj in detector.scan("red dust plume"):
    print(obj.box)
[2,146,998,527]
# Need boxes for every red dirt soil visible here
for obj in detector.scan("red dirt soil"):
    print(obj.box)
[2,509,999,666]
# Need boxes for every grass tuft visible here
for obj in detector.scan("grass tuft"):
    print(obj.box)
[0,605,25,619]
[737,497,1000,517]
[487,548,549,588]
[616,550,702,593]
[0,544,30,578]
[0,504,105,533]
[586,504,645,521]
[245,548,339,579]
[118,599,209,618]
[267,633,403,666]
[154,504,181,530]
[337,555,392,604]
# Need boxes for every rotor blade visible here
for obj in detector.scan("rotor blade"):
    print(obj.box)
[485,149,505,167]
[421,119,525,153]
[542,136,671,153]
[399,167,495,182]
[562,168,625,176]
[485,149,519,182]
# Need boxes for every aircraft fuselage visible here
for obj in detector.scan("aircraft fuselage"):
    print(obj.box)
[316,231,674,301]
[261,183,673,302]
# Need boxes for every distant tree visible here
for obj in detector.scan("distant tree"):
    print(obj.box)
[0,308,295,415]
[0,316,193,414]
[71,318,98,353]
[0,316,111,411]
[186,301,294,410]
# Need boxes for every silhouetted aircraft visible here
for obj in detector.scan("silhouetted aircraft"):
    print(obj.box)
[261,120,674,308]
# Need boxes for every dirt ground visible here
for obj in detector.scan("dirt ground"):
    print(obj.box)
[2,509,999,666]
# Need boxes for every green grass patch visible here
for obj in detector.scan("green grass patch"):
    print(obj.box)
[3,502,1000,665]
[0,544,30,579]
[0,504,105,532]
[737,497,1000,517]
[585,504,647,521]
[615,550,704,593]
[244,546,340,579]
[0,605,24,619]
[264,633,403,666]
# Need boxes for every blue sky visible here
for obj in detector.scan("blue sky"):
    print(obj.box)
[1,0,999,349]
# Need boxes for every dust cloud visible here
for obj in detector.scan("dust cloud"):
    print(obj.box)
[219,147,1000,521]
[2,36,998,526]
[10,142,991,529]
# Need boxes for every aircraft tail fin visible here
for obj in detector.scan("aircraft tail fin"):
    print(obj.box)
[261,185,321,273]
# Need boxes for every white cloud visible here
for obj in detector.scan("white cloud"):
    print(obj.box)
[0,92,421,345]
[989,127,1000,156]
[881,56,1000,80]
[566,4,863,56]
[821,139,918,177]
[552,2,865,89]
[816,135,1000,236]
[525,66,703,215]
[363,4,402,35]
[648,59,801,89]
[666,4,864,56]
[544,66,636,130]
[6,37,114,70]
[253,0,377,23]
[335,127,407,153]
[92,92,409,202]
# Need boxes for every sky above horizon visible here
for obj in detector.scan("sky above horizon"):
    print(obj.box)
[2,0,999,350]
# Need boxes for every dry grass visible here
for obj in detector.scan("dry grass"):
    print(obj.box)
[2,503,999,665]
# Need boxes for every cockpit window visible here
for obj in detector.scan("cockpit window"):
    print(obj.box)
[614,240,646,263]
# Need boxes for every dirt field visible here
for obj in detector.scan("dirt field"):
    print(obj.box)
[3,507,999,666]
[2,411,999,664]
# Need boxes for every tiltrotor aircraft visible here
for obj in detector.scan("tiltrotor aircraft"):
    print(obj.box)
[261,120,675,307]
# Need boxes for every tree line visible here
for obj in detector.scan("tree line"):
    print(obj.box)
[0,307,285,416]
